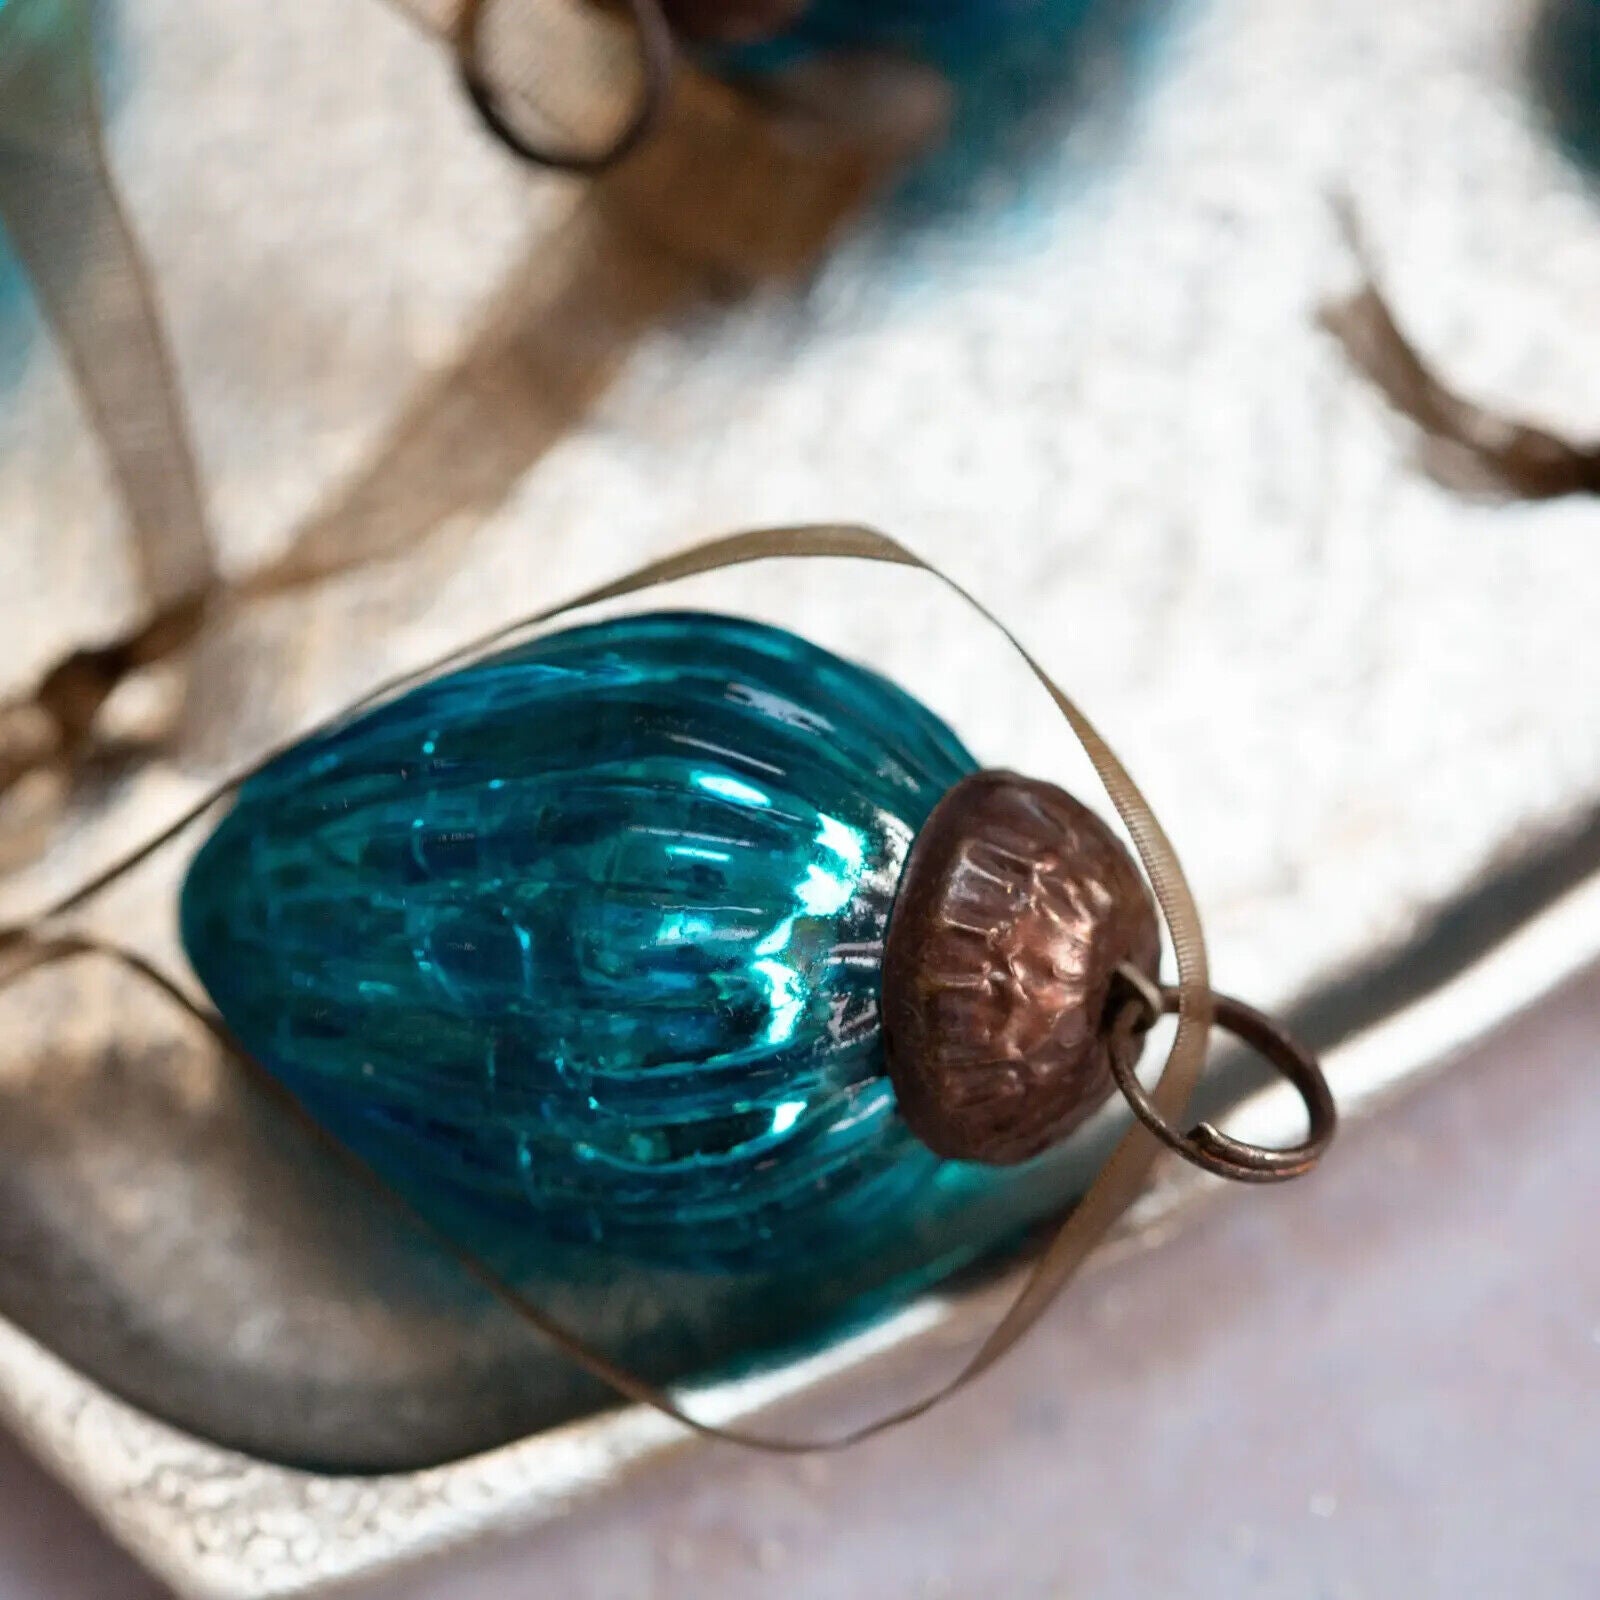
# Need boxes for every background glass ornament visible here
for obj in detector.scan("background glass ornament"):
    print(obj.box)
[1530,0,1600,180]
[455,0,1169,222]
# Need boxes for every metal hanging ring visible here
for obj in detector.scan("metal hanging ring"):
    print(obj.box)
[1109,964,1337,1183]
[454,0,677,174]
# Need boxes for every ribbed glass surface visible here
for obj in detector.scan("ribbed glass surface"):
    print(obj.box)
[182,611,979,1269]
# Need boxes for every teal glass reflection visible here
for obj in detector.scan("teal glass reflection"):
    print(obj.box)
[184,611,985,1269]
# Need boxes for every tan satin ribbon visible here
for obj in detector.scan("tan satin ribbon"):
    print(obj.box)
[0,0,215,612]
[4,524,1211,1451]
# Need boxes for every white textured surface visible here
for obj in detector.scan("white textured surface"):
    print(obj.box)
[2,0,1600,1592]
[2,0,1596,1004]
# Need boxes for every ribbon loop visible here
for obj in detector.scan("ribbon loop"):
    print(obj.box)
[1,524,1315,1452]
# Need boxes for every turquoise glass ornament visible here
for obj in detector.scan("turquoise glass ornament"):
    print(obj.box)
[161,594,1325,1459]
[180,608,1166,1444]
[183,611,986,1271]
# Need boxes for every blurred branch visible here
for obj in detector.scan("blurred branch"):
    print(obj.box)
[1321,197,1600,501]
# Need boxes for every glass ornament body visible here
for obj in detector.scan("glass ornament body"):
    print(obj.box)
[184,612,1049,1272]
[179,611,1111,1427]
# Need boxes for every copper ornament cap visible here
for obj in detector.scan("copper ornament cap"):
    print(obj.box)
[882,770,1161,1166]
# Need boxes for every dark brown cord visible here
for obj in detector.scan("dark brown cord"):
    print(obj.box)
[454,0,677,172]
[1321,197,1600,500]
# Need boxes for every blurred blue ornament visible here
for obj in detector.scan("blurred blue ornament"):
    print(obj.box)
[1531,0,1600,180]
[708,0,1170,223]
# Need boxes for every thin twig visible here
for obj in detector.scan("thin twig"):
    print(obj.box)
[1320,196,1600,500]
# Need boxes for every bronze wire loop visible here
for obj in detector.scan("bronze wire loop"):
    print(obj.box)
[0,526,1334,1452]
[1110,962,1336,1183]
[454,0,677,172]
